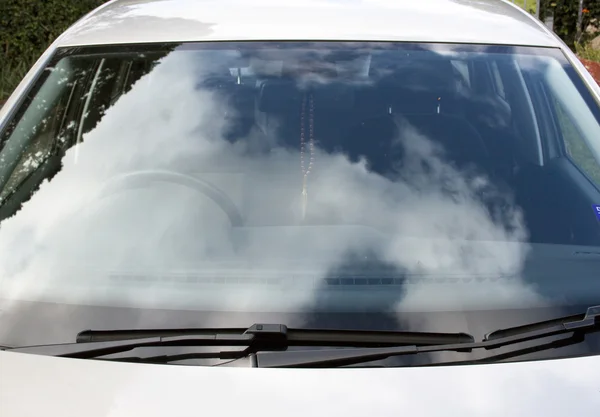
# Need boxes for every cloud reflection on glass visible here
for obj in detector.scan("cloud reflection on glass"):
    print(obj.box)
[0,46,542,331]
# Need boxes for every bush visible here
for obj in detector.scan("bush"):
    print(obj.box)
[0,0,106,60]
[0,0,107,101]
[0,52,40,102]
[541,0,600,47]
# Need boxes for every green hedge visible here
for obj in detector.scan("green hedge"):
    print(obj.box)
[0,0,107,101]
[0,0,107,60]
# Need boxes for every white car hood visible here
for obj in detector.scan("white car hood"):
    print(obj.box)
[1,351,599,416]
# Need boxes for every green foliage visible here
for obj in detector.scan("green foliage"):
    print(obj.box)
[514,0,537,15]
[0,0,107,101]
[576,42,600,62]
[541,0,600,47]
[0,51,39,102]
[0,0,107,60]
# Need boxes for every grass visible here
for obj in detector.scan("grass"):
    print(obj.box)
[576,42,600,63]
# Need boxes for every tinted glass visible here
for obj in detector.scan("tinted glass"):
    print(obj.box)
[1,42,599,365]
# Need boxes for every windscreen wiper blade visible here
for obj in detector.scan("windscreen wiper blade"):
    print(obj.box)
[2,324,474,360]
[74,325,473,346]
[255,305,600,367]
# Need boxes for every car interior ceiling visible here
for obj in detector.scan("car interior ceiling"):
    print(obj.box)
[2,50,600,247]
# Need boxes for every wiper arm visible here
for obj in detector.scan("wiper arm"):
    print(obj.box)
[2,324,474,360]
[255,305,600,367]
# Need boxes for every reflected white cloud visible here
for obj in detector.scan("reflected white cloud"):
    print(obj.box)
[0,47,542,331]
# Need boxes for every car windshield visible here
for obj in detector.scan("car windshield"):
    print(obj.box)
[1,42,600,365]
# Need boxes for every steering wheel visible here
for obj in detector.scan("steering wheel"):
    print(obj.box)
[96,170,244,227]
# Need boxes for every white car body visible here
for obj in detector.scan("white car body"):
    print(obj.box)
[1,350,600,416]
[1,0,599,415]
